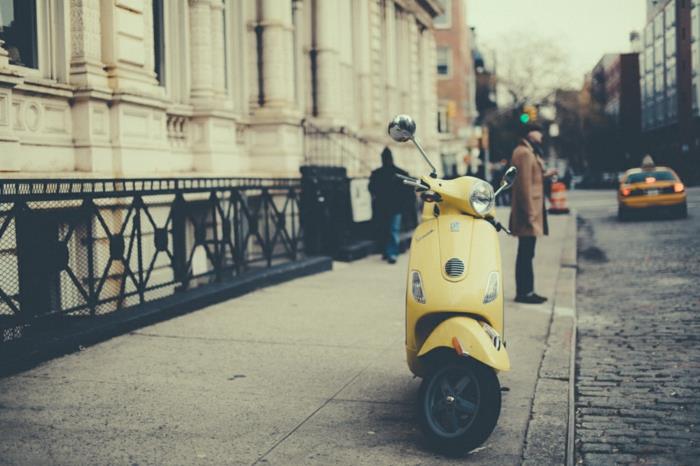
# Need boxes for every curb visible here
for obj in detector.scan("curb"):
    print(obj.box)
[522,212,578,466]
[0,256,333,377]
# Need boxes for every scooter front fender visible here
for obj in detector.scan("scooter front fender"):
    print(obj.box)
[417,317,511,372]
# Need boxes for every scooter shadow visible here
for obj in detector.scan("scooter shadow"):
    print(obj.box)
[357,374,497,461]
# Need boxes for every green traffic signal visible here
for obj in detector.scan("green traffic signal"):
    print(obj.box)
[520,113,530,124]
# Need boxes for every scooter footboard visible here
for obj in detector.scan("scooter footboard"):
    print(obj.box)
[417,317,510,372]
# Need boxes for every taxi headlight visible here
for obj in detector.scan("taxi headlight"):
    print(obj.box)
[469,181,495,216]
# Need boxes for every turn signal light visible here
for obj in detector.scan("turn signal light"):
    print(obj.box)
[674,183,685,193]
[621,187,631,196]
[411,271,425,304]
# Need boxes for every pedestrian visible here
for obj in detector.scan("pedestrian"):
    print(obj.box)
[369,147,412,264]
[509,123,556,304]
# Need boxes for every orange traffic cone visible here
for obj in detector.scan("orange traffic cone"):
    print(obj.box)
[548,181,570,214]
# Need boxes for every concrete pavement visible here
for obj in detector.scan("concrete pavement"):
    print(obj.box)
[0,212,576,466]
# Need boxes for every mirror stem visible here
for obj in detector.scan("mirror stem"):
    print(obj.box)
[410,137,438,177]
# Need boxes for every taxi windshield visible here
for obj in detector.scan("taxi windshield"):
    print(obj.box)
[626,171,676,183]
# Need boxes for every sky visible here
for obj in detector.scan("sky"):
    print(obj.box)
[467,0,647,88]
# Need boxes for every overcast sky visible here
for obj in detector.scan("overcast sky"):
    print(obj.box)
[467,0,647,87]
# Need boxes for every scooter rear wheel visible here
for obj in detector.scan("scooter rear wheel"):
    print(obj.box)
[418,358,501,456]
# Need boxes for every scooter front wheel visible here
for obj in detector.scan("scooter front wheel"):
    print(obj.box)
[418,359,501,456]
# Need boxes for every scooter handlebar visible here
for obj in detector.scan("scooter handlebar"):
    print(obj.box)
[396,174,429,191]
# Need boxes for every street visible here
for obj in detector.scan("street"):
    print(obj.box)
[570,187,700,465]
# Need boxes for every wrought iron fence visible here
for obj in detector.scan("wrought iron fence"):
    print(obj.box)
[302,120,373,176]
[0,177,304,346]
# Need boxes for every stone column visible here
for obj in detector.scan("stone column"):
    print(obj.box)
[292,0,305,112]
[408,18,420,118]
[314,0,340,120]
[247,0,304,175]
[259,0,296,110]
[99,0,160,93]
[384,0,397,115]
[210,0,227,102]
[70,0,108,88]
[355,0,372,128]
[189,0,214,103]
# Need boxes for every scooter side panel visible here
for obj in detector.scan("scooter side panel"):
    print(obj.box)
[417,317,510,372]
[406,216,504,335]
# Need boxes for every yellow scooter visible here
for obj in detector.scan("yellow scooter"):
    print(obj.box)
[388,115,517,455]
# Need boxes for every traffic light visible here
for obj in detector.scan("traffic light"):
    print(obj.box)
[520,105,537,124]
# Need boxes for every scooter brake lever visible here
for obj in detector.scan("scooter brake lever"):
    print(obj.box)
[485,216,512,235]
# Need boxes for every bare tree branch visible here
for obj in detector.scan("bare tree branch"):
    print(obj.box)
[487,32,577,105]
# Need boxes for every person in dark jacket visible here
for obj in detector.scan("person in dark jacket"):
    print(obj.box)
[369,147,411,264]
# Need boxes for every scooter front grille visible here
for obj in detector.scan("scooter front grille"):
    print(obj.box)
[444,258,465,277]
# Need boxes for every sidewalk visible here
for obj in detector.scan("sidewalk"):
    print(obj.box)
[0,212,576,466]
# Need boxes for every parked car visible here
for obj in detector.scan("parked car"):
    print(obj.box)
[617,167,688,220]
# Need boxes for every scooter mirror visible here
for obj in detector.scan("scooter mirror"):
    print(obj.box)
[388,115,416,142]
[500,166,518,190]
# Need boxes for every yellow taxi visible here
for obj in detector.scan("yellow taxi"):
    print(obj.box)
[618,166,687,220]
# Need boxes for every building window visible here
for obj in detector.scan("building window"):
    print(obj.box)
[645,23,654,46]
[654,13,664,39]
[665,29,676,57]
[434,0,451,29]
[665,0,676,28]
[153,0,165,85]
[437,105,450,133]
[437,46,451,77]
[654,40,664,66]
[0,0,38,68]
[655,68,665,93]
[667,59,677,88]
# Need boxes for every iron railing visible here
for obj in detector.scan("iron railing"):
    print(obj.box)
[302,120,374,176]
[0,177,304,346]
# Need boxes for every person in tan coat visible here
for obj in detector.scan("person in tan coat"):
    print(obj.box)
[509,123,555,304]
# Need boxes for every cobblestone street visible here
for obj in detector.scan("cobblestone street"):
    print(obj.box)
[571,188,700,465]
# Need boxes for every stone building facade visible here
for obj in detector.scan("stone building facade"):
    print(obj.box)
[0,0,443,178]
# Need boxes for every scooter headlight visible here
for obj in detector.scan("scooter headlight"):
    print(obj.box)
[411,270,425,304]
[483,271,500,304]
[469,181,495,216]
